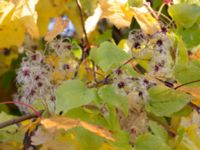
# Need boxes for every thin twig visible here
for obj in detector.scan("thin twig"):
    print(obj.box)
[73,55,84,78]
[92,60,98,82]
[89,56,136,87]
[73,0,90,79]
[157,3,165,19]
[76,0,89,47]
[0,101,41,117]
[144,2,159,20]
[0,110,43,129]
[174,79,200,90]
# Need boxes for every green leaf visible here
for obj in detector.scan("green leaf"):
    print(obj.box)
[75,128,104,150]
[94,30,112,45]
[80,0,98,14]
[0,112,23,142]
[55,79,97,114]
[112,130,132,150]
[0,111,17,132]
[175,35,189,65]
[65,107,108,127]
[173,0,200,6]
[149,121,168,142]
[128,0,143,7]
[173,105,193,116]
[146,86,190,117]
[177,23,200,49]
[135,133,171,150]
[105,105,121,130]
[0,105,9,113]
[1,70,15,92]
[174,61,200,86]
[98,85,128,114]
[168,4,200,28]
[90,41,130,72]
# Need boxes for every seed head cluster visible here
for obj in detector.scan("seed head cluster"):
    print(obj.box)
[128,30,173,78]
[14,38,76,113]
[113,69,156,103]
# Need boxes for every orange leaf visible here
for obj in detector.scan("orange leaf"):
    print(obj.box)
[44,17,68,42]
[178,86,200,107]
[190,48,200,60]
[41,117,80,131]
[41,116,115,141]
[80,121,114,141]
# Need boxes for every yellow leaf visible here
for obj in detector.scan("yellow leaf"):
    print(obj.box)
[98,0,160,34]
[0,142,22,150]
[0,1,15,24]
[41,116,115,141]
[36,0,68,36]
[52,70,66,85]
[131,6,161,35]
[0,50,18,75]
[21,16,39,38]
[99,0,134,28]
[185,125,200,149]
[0,0,39,48]
[36,0,57,36]
[64,0,84,38]
[17,118,41,137]
[118,39,130,53]
[45,17,68,42]
[100,143,117,150]
[46,54,60,68]
[11,0,39,38]
[0,20,25,48]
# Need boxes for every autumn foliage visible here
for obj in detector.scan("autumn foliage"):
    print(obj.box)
[0,0,200,150]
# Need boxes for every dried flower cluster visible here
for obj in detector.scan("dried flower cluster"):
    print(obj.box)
[113,29,174,142]
[14,38,77,113]
[128,29,173,78]
[113,69,155,102]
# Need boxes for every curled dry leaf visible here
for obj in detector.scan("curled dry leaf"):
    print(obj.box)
[31,127,54,146]
[41,116,115,141]
[31,127,78,150]
[44,17,68,42]
[41,117,80,131]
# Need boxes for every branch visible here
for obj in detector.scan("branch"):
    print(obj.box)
[0,110,43,129]
[73,0,90,79]
[76,0,89,47]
